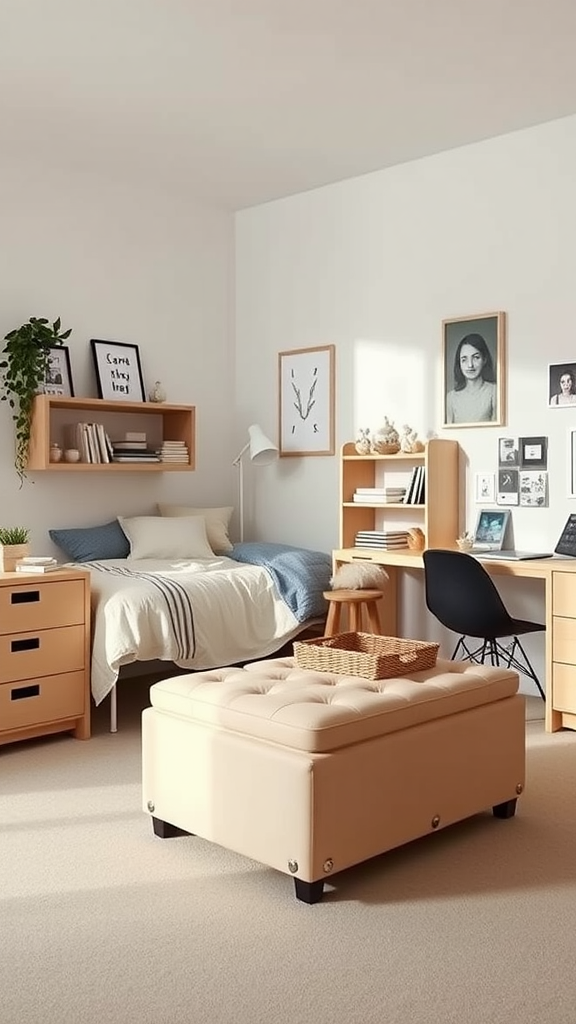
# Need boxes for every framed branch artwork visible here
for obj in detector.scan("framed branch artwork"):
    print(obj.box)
[442,311,506,427]
[278,344,335,456]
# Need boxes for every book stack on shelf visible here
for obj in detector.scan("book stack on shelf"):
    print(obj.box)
[354,530,409,549]
[403,467,426,504]
[111,432,160,463]
[352,486,407,504]
[66,422,112,463]
[156,440,190,464]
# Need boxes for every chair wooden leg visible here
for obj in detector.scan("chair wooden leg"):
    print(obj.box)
[350,603,361,631]
[365,600,382,634]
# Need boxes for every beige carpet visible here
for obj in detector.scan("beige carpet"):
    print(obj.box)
[1,681,574,1024]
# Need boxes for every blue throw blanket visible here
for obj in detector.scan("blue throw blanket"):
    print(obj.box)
[230,542,332,622]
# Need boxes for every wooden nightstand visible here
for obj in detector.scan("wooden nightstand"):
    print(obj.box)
[0,568,91,745]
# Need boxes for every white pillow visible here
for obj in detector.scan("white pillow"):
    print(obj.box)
[118,516,215,560]
[157,504,234,554]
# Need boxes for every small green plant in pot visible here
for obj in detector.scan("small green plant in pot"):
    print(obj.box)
[0,316,72,485]
[0,526,31,571]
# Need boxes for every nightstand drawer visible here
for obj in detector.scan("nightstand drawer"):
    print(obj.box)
[0,579,85,635]
[0,624,85,684]
[0,671,85,731]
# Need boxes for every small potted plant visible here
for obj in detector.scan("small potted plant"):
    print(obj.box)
[0,526,31,571]
[0,316,72,485]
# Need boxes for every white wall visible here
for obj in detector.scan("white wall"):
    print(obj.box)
[235,113,576,692]
[0,160,236,550]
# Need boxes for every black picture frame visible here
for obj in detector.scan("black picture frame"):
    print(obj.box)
[520,436,548,470]
[548,362,576,407]
[41,345,74,397]
[90,339,146,403]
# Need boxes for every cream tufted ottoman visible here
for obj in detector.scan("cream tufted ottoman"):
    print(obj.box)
[142,657,525,903]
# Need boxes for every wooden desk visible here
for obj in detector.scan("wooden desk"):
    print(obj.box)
[333,548,576,733]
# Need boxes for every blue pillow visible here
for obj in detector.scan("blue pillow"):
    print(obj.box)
[49,520,130,562]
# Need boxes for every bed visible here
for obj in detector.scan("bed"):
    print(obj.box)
[50,513,332,731]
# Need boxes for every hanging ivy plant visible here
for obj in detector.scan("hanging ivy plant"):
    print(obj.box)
[0,316,72,485]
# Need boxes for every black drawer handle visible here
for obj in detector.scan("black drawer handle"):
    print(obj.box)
[10,637,40,653]
[11,590,40,604]
[11,684,40,701]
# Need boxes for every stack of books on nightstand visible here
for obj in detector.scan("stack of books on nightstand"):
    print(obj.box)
[354,530,409,549]
[156,440,189,464]
[16,556,60,574]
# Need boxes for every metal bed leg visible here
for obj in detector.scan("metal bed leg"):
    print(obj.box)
[110,684,118,733]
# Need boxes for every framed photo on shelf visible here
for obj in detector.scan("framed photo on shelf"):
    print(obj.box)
[549,362,576,407]
[442,311,506,428]
[41,346,74,397]
[90,339,146,403]
[278,344,335,456]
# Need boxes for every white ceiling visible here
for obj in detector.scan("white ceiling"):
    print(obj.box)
[3,0,576,210]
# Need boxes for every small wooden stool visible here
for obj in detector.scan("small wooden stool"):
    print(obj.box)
[323,589,383,636]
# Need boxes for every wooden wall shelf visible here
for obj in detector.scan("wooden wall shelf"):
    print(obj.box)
[27,396,195,472]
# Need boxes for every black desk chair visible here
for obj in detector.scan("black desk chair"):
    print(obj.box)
[422,548,546,700]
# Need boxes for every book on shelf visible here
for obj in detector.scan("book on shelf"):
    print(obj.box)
[112,455,161,463]
[112,440,148,451]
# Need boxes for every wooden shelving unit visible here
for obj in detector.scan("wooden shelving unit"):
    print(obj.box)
[27,395,195,472]
[339,437,459,553]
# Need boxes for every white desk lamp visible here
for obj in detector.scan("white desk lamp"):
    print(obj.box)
[232,424,278,542]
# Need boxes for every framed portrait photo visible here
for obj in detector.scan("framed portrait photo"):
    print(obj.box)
[549,362,576,408]
[41,345,74,397]
[90,339,146,403]
[278,344,335,456]
[442,311,506,428]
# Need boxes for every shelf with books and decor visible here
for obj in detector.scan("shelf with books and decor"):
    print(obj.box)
[27,396,195,472]
[336,437,459,562]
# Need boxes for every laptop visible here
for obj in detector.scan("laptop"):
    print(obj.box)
[470,509,552,560]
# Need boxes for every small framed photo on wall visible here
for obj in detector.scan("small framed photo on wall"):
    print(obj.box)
[549,363,576,407]
[442,311,506,427]
[475,472,496,504]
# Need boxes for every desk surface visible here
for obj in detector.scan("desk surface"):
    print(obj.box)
[332,547,576,735]
[333,548,576,579]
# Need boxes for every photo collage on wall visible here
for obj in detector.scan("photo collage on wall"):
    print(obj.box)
[497,436,548,507]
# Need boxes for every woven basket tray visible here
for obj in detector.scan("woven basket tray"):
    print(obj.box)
[294,632,439,681]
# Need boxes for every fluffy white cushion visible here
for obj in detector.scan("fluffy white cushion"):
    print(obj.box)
[330,562,390,591]
[118,516,215,560]
[157,504,233,554]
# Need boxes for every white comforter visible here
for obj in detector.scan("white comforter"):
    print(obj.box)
[85,557,300,704]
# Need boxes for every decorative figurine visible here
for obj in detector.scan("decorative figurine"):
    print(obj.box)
[149,381,167,403]
[355,428,371,455]
[371,416,400,454]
